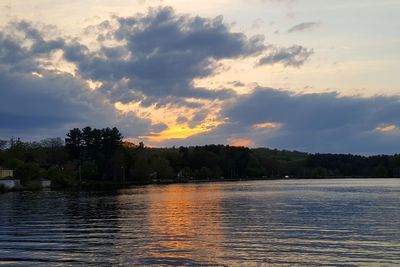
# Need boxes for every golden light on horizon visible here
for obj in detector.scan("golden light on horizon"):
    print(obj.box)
[228,137,255,147]
[115,101,209,125]
[115,99,224,142]
[143,121,221,142]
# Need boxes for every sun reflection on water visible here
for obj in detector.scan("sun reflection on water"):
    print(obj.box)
[145,184,224,265]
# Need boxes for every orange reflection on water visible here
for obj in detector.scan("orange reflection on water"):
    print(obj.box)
[145,184,224,264]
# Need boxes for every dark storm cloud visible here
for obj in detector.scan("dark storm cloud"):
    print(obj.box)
[0,32,27,64]
[0,70,90,129]
[13,21,65,54]
[0,32,40,73]
[65,7,266,106]
[2,8,314,112]
[153,88,400,154]
[288,22,320,33]
[219,87,400,154]
[0,8,320,142]
[258,45,313,67]
[0,20,67,75]
[156,88,400,154]
[0,68,152,138]
[0,23,152,139]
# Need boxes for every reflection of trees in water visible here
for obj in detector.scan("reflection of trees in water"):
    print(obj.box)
[63,191,121,264]
[0,191,121,265]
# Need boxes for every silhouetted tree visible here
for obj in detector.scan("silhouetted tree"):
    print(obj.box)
[65,128,83,160]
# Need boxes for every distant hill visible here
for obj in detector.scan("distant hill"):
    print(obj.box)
[0,128,399,188]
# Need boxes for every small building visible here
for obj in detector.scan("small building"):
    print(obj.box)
[0,166,19,189]
[0,166,14,179]
[30,179,52,188]
[0,179,20,189]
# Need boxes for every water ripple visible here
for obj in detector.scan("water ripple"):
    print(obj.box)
[0,179,399,266]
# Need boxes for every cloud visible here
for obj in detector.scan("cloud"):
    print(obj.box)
[153,87,400,154]
[253,122,281,129]
[0,21,65,72]
[258,45,313,67]
[0,21,152,139]
[64,7,267,107]
[0,7,329,148]
[176,116,189,124]
[288,22,320,33]
[219,87,400,154]
[251,18,264,29]
[0,9,270,140]
[0,68,153,139]
[375,124,398,133]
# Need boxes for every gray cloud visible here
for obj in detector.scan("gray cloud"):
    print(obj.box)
[65,7,267,107]
[154,88,400,154]
[149,123,168,133]
[0,68,152,139]
[0,21,64,69]
[0,8,334,149]
[288,22,320,33]
[229,81,245,87]
[0,23,152,139]
[1,8,314,113]
[219,88,400,154]
[176,116,189,124]
[258,45,313,67]
[188,109,210,128]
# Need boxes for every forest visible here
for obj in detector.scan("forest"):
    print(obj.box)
[0,126,399,188]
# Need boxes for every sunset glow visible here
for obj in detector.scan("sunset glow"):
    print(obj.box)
[143,122,220,142]
[228,138,256,148]
[1,0,399,153]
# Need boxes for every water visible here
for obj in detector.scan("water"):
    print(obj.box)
[0,179,399,266]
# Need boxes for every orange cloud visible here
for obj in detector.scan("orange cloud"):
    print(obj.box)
[253,122,281,129]
[114,98,225,142]
[376,124,398,133]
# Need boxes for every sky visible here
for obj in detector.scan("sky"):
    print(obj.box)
[0,0,399,154]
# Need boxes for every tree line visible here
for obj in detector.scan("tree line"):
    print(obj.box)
[0,126,399,187]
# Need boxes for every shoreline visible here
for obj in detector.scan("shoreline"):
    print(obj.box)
[2,176,399,193]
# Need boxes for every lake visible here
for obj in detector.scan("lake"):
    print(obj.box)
[0,179,399,266]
